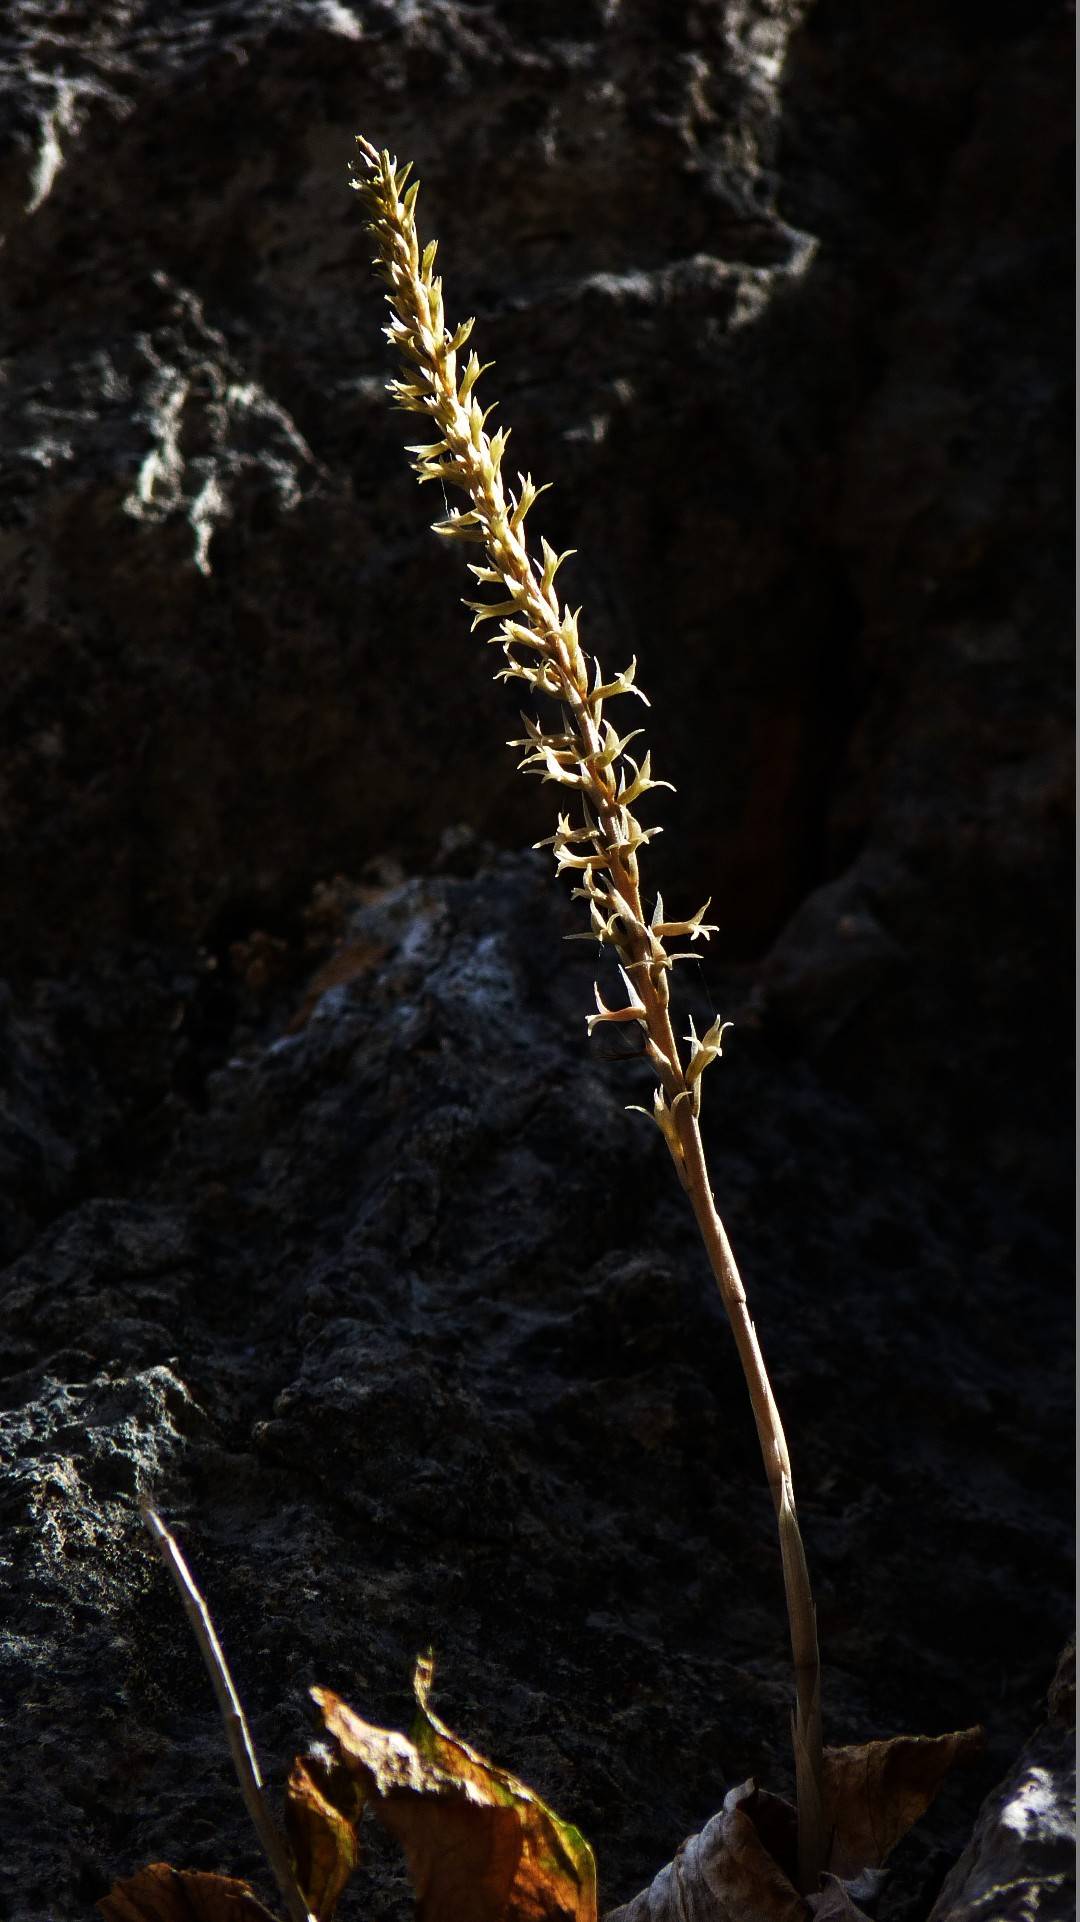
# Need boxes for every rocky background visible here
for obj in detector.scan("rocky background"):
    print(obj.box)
[0,4,1073,1919]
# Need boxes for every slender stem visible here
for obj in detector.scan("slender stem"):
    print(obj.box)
[141,1506,314,1922]
[631,946,827,1892]
[673,1109,826,1893]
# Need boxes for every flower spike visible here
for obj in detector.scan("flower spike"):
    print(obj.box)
[353,130,828,1891]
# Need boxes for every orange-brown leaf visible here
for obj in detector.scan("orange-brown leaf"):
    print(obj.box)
[314,1685,522,1921]
[97,1866,279,1922]
[410,1653,598,1922]
[285,1753,364,1922]
[312,1658,598,1922]
[823,1726,984,1878]
[379,1790,524,1922]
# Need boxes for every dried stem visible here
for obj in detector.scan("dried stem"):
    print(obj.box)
[141,1505,315,1922]
[351,136,826,1894]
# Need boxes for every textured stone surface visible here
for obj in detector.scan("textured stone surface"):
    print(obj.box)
[0,3,1072,1920]
[0,853,1072,1918]
[928,1644,1075,1922]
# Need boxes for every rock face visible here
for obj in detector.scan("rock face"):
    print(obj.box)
[0,5,1071,1921]
[929,1644,1076,1922]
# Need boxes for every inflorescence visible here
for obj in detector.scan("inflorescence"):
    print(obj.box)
[350,138,731,1153]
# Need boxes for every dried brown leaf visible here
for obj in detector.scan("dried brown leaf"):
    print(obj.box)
[377,1791,524,1922]
[604,1724,984,1920]
[603,1779,807,1922]
[409,1653,598,1922]
[285,1754,364,1922]
[97,1866,280,1922]
[313,1656,597,1922]
[806,1873,873,1920]
[823,1726,984,1878]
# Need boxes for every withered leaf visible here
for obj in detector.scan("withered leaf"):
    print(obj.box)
[285,1752,364,1922]
[410,1652,598,1922]
[806,1873,873,1920]
[312,1653,598,1922]
[377,1791,523,1922]
[604,1723,984,1921]
[822,1725,984,1879]
[312,1684,527,1919]
[97,1866,280,1922]
[603,1778,807,1922]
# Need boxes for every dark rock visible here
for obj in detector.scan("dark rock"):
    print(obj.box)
[0,3,1070,1920]
[0,857,1072,1919]
[928,1643,1076,1922]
